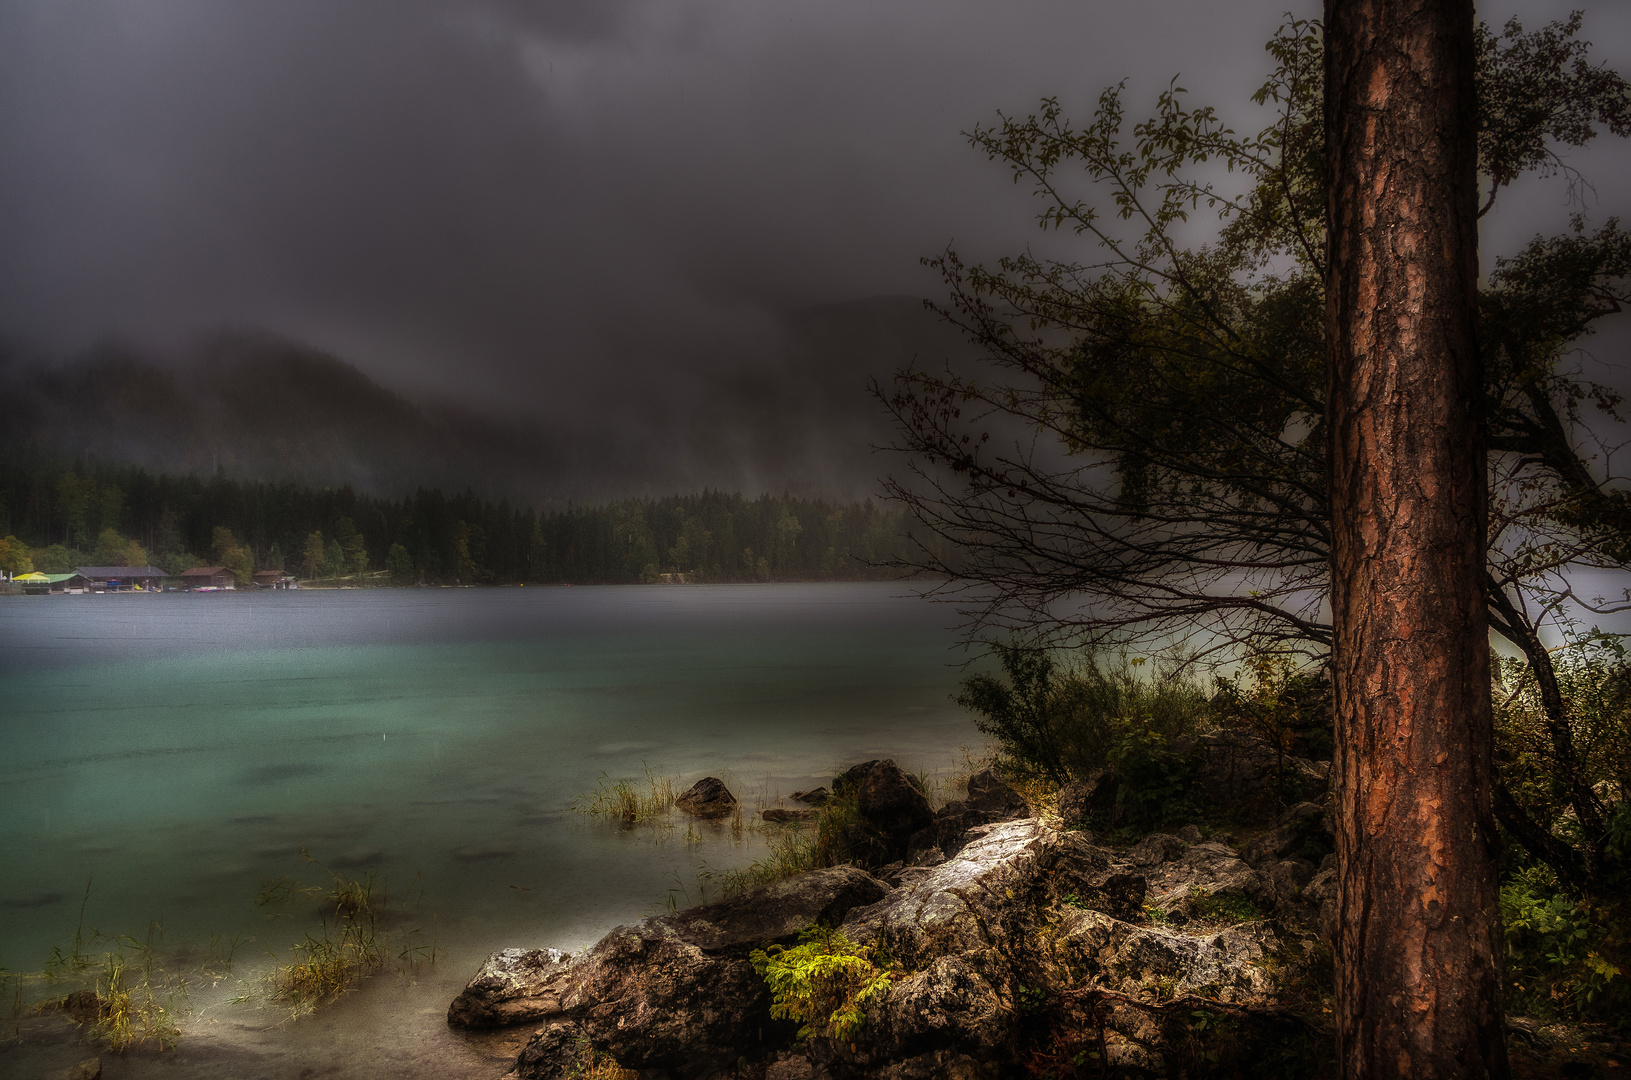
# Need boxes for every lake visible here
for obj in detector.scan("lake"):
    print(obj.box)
[0,583,982,1078]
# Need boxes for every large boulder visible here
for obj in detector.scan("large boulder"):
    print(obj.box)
[1122,832,1190,869]
[1056,770,1118,829]
[964,768,1028,818]
[833,760,934,859]
[1143,841,1274,924]
[494,866,888,1078]
[1043,907,1282,1003]
[675,776,738,819]
[843,821,1146,971]
[1242,800,1334,867]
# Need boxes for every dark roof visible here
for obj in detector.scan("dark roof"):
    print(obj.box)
[180,566,230,577]
[253,569,292,579]
[76,566,169,578]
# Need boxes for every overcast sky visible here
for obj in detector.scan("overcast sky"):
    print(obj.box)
[2,0,1628,488]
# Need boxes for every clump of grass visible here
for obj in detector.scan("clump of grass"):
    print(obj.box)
[88,939,181,1052]
[269,925,382,1005]
[573,765,677,827]
[30,932,182,1051]
[574,1042,638,1078]
[18,880,183,1052]
[704,792,891,895]
[258,850,438,1012]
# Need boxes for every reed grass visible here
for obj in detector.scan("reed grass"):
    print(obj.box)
[580,1050,638,1079]
[259,850,438,1013]
[89,937,181,1052]
[22,892,183,1054]
[572,765,678,827]
[702,793,889,895]
[9,856,440,1043]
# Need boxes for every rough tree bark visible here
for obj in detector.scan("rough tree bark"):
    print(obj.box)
[1324,2,1508,1077]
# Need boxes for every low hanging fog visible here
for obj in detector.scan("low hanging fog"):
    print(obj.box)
[1,0,1626,500]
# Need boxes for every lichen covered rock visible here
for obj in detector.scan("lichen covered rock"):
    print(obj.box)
[474,816,1325,1079]
[447,947,573,1028]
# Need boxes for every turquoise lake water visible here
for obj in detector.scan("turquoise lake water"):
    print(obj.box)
[0,583,982,1078]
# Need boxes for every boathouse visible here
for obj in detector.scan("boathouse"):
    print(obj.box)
[181,566,238,590]
[77,566,169,591]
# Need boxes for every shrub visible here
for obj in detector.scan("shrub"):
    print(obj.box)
[958,646,1210,823]
[749,926,894,1041]
[1494,646,1631,873]
[1213,653,1333,805]
[1500,864,1629,1028]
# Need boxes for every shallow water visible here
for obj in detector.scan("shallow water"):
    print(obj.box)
[0,583,981,1077]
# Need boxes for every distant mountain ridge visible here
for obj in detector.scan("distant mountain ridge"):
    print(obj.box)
[1,296,979,503]
[4,328,564,501]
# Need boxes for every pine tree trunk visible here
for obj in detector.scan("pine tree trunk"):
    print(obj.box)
[1323,2,1508,1076]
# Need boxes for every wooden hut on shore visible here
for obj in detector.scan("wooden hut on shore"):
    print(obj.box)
[181,566,238,590]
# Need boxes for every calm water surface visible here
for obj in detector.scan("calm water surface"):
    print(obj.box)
[0,584,981,1078]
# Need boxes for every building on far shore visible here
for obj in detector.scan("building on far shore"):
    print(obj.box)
[15,572,88,595]
[76,566,169,592]
[181,566,238,590]
[253,570,299,590]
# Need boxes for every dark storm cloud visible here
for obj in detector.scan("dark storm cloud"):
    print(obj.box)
[2,0,1627,496]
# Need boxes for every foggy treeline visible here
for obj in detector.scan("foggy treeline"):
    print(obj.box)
[0,457,947,585]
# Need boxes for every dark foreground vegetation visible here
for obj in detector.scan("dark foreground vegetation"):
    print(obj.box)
[0,454,948,585]
[961,651,1631,1039]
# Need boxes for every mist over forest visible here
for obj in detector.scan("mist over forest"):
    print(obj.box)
[0,294,974,508]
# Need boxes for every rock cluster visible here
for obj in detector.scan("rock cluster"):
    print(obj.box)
[452,765,1332,1079]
